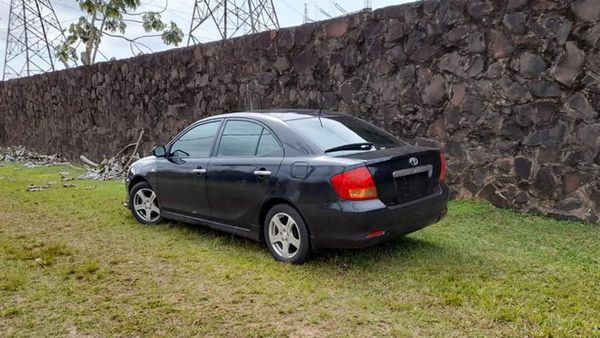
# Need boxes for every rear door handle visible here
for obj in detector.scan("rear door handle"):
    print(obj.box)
[192,168,207,175]
[253,170,271,176]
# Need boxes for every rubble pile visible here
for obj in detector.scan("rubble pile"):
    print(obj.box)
[1,138,143,182]
[0,146,67,167]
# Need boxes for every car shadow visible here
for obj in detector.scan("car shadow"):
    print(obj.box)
[158,218,447,266]
[310,236,446,266]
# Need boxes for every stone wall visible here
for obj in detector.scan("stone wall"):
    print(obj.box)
[1,0,599,222]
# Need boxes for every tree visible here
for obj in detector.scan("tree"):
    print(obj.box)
[56,0,184,65]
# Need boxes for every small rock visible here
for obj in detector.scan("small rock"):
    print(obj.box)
[524,125,566,146]
[557,197,583,211]
[571,0,600,22]
[422,74,446,106]
[508,0,528,10]
[514,156,532,180]
[532,102,557,126]
[385,19,405,42]
[519,51,547,78]
[562,172,588,194]
[564,93,596,121]
[531,81,561,98]
[533,167,559,197]
[467,0,494,20]
[553,41,585,86]
[503,12,527,33]
[514,191,529,204]
[467,32,486,53]
[488,30,514,59]
[409,45,439,62]
[326,19,348,39]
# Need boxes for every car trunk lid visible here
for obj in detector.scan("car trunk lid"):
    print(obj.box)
[339,146,443,206]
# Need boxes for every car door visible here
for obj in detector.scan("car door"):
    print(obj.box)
[206,119,284,229]
[156,120,222,218]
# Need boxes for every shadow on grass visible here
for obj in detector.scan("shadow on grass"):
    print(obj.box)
[314,236,444,263]
[155,217,450,269]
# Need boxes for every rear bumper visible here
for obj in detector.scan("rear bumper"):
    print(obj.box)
[301,184,449,249]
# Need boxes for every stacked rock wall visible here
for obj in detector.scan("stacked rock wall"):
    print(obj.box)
[1,0,599,222]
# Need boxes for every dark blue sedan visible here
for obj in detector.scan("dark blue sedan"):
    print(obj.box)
[126,110,448,263]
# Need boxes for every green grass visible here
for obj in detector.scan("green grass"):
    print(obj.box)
[0,163,598,337]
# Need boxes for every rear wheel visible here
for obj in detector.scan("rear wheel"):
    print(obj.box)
[129,181,162,225]
[264,204,310,264]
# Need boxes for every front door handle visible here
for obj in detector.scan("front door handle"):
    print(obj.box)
[253,170,271,177]
[192,168,207,175]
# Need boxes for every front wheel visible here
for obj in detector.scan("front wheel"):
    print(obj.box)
[264,204,311,264]
[129,181,162,225]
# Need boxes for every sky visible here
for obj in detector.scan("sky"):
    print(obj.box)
[0,0,413,78]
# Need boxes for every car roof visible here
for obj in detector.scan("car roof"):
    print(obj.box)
[203,109,350,122]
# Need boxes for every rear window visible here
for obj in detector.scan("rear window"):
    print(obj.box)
[287,115,403,153]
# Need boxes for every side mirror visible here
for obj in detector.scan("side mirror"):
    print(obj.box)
[152,145,167,158]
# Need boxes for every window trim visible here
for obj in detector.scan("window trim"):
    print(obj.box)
[166,119,224,158]
[214,118,285,158]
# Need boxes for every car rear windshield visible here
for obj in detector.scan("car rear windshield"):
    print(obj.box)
[287,115,404,154]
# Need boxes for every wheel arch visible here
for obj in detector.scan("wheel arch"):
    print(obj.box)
[128,175,149,193]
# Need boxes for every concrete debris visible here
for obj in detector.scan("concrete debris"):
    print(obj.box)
[2,131,143,182]
[0,146,66,166]
[26,184,51,192]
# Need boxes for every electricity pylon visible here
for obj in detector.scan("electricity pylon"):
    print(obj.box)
[187,0,280,46]
[364,0,372,9]
[2,0,67,81]
[303,3,310,23]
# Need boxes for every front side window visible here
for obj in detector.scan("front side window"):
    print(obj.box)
[218,120,283,157]
[170,121,220,158]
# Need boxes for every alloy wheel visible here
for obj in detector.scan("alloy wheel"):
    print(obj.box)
[133,188,160,222]
[268,212,301,259]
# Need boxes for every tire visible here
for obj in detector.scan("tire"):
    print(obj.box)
[264,204,311,264]
[129,181,162,225]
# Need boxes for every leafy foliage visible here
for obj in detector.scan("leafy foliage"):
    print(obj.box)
[56,0,184,65]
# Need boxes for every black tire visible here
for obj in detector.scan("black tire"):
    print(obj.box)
[129,181,162,225]
[263,204,311,264]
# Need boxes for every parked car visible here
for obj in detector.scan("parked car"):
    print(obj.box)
[126,110,448,263]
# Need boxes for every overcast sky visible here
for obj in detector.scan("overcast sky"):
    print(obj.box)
[0,0,413,77]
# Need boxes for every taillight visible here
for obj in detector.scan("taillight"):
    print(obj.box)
[439,152,447,183]
[330,166,378,201]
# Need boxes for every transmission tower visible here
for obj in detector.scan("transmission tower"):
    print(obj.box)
[303,3,310,24]
[364,0,372,9]
[2,0,67,81]
[187,0,280,46]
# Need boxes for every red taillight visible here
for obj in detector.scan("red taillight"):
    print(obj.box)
[330,166,378,201]
[439,152,447,183]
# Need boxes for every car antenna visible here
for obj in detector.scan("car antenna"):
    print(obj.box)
[316,97,326,127]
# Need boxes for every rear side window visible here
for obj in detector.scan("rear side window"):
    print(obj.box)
[170,121,220,158]
[256,131,283,157]
[218,120,283,157]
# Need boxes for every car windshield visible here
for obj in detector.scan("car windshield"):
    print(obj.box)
[287,115,404,155]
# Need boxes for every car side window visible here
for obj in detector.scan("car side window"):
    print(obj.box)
[218,120,283,157]
[257,130,283,157]
[170,121,220,158]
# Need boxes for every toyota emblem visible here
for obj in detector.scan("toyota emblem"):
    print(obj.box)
[409,157,419,167]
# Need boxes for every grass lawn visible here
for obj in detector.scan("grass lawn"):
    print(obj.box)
[0,163,599,337]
